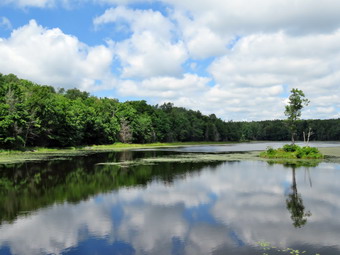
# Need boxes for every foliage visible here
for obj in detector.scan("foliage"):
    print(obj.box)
[284,88,310,144]
[260,145,324,159]
[1,73,340,150]
[0,73,232,149]
[283,144,300,152]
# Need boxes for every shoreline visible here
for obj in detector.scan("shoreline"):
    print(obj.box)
[0,142,339,165]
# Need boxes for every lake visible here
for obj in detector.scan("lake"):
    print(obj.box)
[0,142,340,255]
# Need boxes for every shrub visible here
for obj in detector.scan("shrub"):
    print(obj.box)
[260,145,323,159]
[283,144,299,152]
[266,147,275,155]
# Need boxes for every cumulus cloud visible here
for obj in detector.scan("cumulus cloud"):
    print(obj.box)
[170,10,229,59]
[2,0,340,120]
[0,20,115,91]
[1,0,55,8]
[95,6,187,79]
[114,32,187,78]
[117,74,210,99]
[0,17,12,30]
[166,0,340,35]
[203,30,340,120]
[91,2,340,120]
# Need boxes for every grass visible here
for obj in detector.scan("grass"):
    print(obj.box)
[91,141,231,149]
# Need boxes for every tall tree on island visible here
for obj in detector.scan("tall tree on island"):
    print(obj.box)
[284,88,310,145]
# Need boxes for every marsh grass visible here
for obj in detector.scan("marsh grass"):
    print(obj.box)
[91,141,231,150]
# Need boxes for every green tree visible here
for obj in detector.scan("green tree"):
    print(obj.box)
[284,88,309,144]
[0,74,28,148]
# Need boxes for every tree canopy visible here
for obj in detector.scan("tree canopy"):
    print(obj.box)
[0,73,339,149]
[284,88,310,144]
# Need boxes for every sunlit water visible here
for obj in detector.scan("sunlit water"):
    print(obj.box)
[0,143,340,255]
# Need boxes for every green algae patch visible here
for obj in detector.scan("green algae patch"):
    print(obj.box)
[0,150,94,165]
[256,241,318,255]
[319,146,340,164]
[90,141,232,150]
[0,142,233,165]
[319,146,340,157]
[141,151,262,164]
[96,161,155,167]
[95,151,263,167]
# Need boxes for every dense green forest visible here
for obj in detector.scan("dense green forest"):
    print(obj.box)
[1,73,340,149]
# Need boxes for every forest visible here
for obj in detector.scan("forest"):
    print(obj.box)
[1,73,340,149]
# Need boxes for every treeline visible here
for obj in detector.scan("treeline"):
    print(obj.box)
[0,73,339,149]
[226,118,340,142]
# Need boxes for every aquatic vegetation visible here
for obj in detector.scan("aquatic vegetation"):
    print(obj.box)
[257,241,320,255]
[96,160,155,167]
[140,152,261,163]
[0,142,231,164]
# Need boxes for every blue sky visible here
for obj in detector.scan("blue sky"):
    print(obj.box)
[1,0,340,120]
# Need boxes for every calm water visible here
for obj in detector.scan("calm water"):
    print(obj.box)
[0,143,340,255]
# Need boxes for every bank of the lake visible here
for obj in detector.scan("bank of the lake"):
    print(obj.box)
[1,141,340,165]
[0,142,232,164]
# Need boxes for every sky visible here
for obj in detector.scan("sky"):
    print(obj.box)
[0,0,340,121]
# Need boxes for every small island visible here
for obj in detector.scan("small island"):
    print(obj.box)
[260,144,323,159]
[260,88,324,160]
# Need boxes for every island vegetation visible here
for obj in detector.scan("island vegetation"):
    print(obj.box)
[260,144,323,159]
[1,73,340,151]
[260,88,324,160]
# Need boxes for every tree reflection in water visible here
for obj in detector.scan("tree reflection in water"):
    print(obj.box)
[286,166,312,228]
[268,159,318,228]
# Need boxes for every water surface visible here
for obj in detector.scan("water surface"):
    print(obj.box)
[0,143,340,255]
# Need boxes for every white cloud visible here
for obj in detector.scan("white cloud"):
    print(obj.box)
[166,0,340,35]
[1,0,55,8]
[117,73,210,100]
[204,31,340,120]
[95,6,188,79]
[0,20,115,91]
[0,17,12,30]
[115,32,187,78]
[94,6,173,39]
[91,3,340,120]
[170,10,229,59]
[2,0,340,120]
